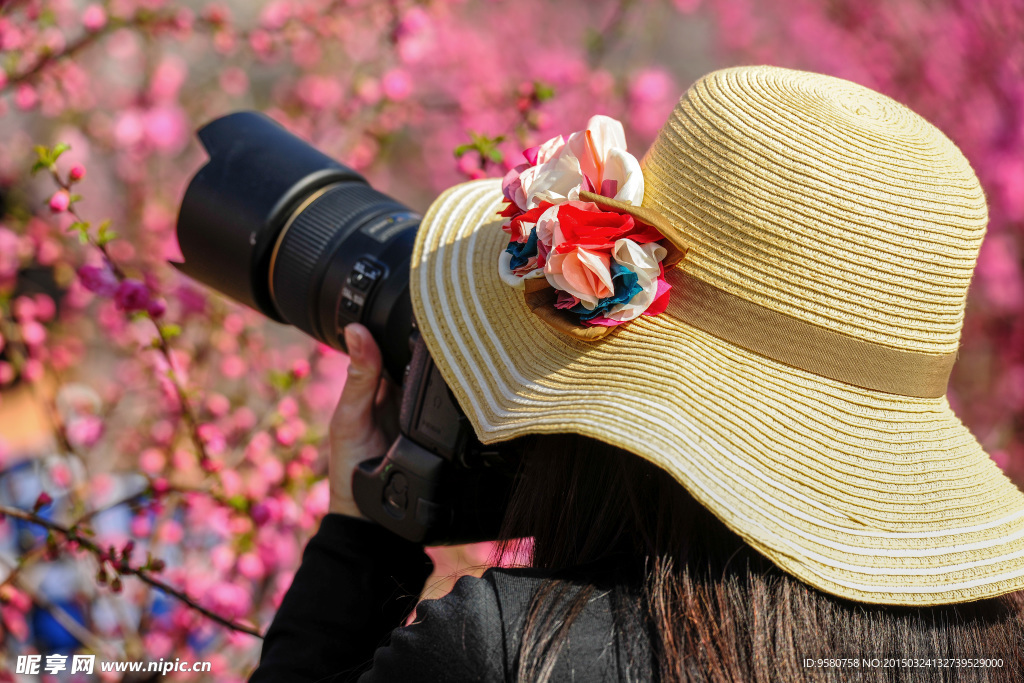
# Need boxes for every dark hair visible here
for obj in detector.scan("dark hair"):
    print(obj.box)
[496,433,1024,682]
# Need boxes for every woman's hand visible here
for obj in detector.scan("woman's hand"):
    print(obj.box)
[327,323,401,519]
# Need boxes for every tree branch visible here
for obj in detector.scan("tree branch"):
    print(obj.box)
[45,166,216,472]
[0,503,263,639]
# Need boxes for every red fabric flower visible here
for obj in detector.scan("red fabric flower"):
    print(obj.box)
[552,204,663,255]
[503,201,553,243]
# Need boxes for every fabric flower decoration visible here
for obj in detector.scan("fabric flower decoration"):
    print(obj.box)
[497,116,673,329]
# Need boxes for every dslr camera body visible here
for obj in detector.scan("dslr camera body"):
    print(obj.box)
[175,112,522,545]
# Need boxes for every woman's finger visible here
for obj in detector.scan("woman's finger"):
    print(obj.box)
[330,323,383,447]
[372,377,402,445]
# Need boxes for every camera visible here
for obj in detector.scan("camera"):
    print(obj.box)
[174,111,522,545]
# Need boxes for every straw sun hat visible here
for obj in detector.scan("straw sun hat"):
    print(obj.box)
[409,65,1024,605]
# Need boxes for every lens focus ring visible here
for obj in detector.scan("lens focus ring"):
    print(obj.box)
[270,182,406,339]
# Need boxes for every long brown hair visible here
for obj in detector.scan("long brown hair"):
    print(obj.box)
[495,433,1024,682]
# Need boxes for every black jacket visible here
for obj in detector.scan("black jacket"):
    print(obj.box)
[250,514,648,682]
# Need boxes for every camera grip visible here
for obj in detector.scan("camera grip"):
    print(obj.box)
[350,435,454,545]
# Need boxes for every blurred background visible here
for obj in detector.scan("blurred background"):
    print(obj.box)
[0,0,1021,679]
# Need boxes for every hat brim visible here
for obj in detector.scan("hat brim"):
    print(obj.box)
[411,178,1024,606]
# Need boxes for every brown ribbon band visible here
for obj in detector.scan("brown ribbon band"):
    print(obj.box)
[663,269,956,398]
[535,191,954,397]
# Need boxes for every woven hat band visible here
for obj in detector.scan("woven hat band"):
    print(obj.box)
[664,268,956,398]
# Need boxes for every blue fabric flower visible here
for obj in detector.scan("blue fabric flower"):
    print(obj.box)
[505,228,539,270]
[571,260,641,321]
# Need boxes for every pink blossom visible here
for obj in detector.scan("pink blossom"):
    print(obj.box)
[82,4,107,31]
[113,109,145,147]
[206,393,231,417]
[48,190,70,213]
[78,264,119,296]
[249,29,275,58]
[291,358,311,379]
[277,396,299,419]
[143,631,174,659]
[298,444,318,465]
[130,515,151,537]
[148,56,187,103]
[113,278,151,312]
[628,68,677,137]
[0,606,29,641]
[296,75,343,110]
[67,415,104,448]
[13,296,36,320]
[139,448,166,475]
[232,406,257,432]
[223,313,245,335]
[260,1,291,30]
[285,460,308,482]
[237,552,265,580]
[33,294,56,321]
[157,520,184,545]
[20,320,46,347]
[229,515,253,535]
[356,78,382,105]
[382,69,413,101]
[151,420,174,445]
[245,431,273,461]
[218,469,243,497]
[395,7,432,64]
[220,355,246,378]
[143,106,188,153]
[205,581,251,621]
[251,498,282,527]
[151,477,170,496]
[21,358,43,382]
[14,83,38,110]
[274,423,298,447]
[259,457,285,486]
[210,545,236,572]
[146,298,166,318]
[69,164,86,181]
[457,154,485,180]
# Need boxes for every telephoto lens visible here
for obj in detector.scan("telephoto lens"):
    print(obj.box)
[174,111,420,383]
[175,112,525,544]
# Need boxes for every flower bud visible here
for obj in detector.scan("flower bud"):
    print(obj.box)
[113,278,151,312]
[77,264,119,296]
[33,491,53,511]
[49,190,70,213]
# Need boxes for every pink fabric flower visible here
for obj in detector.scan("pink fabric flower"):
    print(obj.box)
[545,247,614,308]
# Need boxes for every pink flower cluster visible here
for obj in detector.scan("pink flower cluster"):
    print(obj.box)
[499,116,671,326]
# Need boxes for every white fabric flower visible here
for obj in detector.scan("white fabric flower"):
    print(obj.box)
[519,115,644,211]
